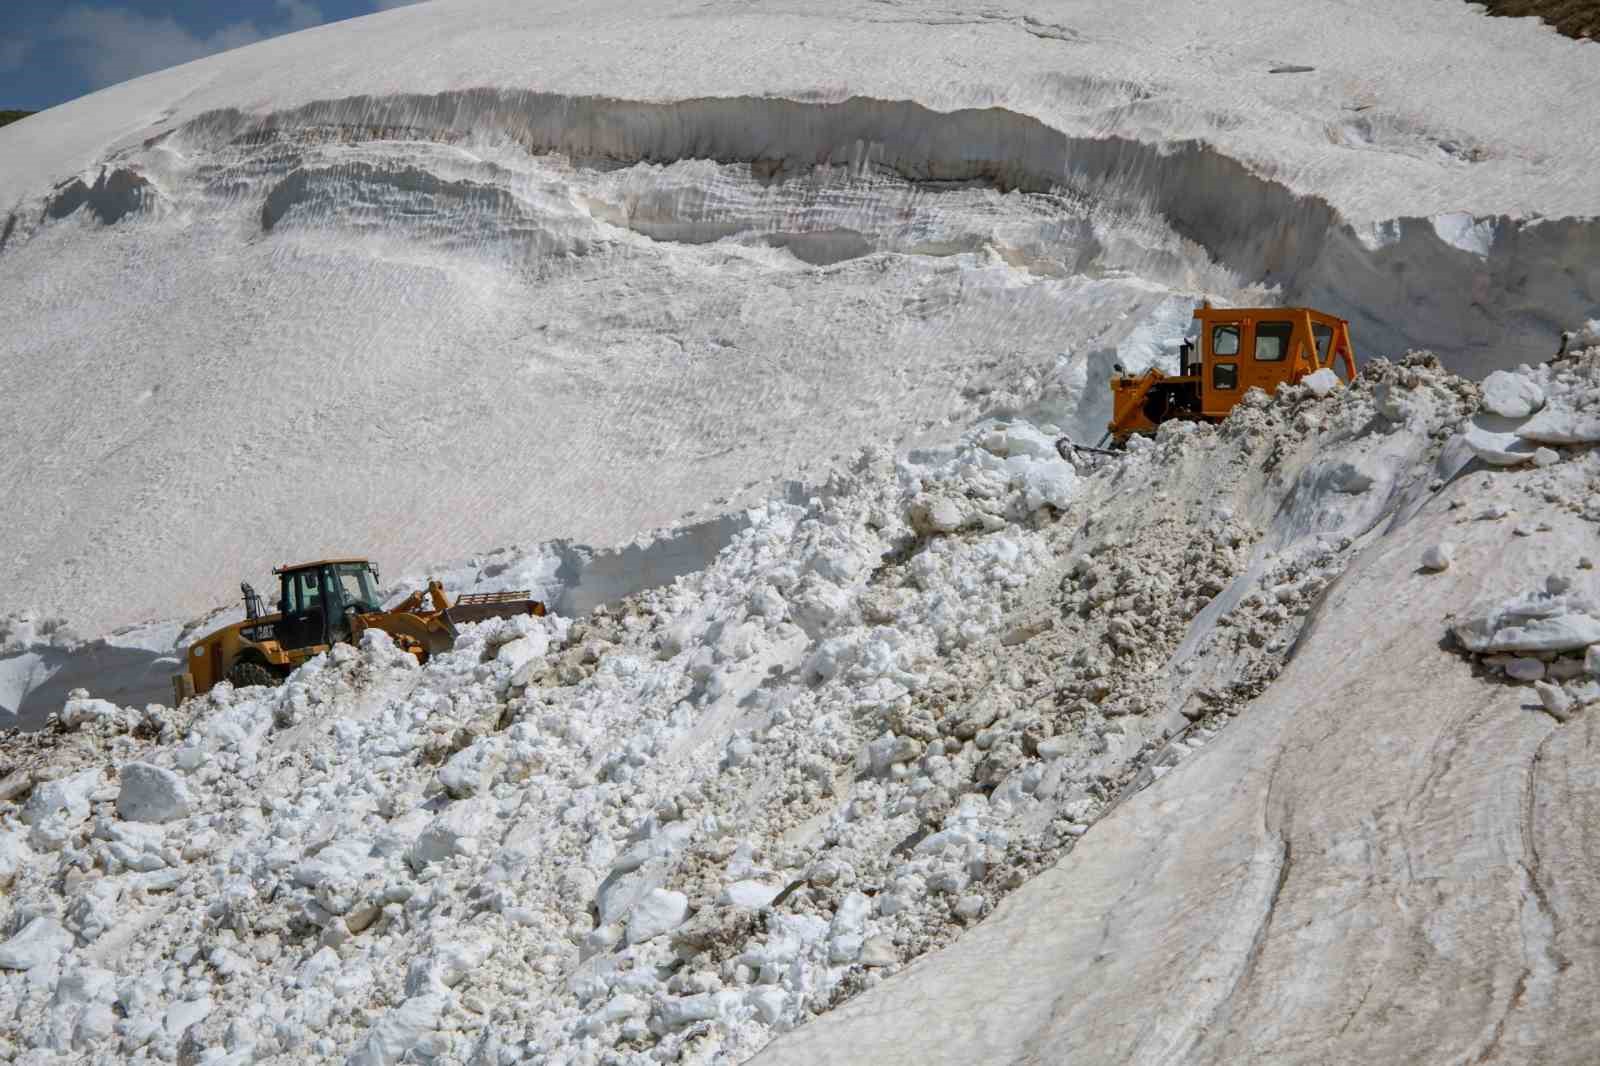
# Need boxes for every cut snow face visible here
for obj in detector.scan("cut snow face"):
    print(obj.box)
[3,0,1600,637]
[18,351,1597,1065]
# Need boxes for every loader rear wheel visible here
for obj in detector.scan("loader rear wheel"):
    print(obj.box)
[227,657,282,689]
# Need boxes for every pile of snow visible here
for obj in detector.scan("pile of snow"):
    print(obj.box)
[14,350,1571,1064]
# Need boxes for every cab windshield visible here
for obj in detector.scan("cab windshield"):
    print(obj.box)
[336,563,382,613]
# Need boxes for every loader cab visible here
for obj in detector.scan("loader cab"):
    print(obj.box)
[273,558,382,651]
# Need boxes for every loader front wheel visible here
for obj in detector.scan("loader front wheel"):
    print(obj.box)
[227,657,282,690]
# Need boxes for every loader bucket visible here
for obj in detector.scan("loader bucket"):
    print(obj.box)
[366,610,458,658]
[444,591,548,627]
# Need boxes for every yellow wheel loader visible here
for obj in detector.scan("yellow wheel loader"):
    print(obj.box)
[1058,304,1358,456]
[171,557,545,703]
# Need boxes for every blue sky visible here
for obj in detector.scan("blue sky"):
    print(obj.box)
[2,0,427,111]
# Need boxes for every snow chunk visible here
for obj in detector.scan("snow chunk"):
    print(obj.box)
[408,802,484,868]
[1421,543,1454,572]
[1516,407,1600,445]
[0,830,27,887]
[625,888,689,944]
[116,762,192,823]
[20,768,100,826]
[59,692,130,731]
[0,916,73,970]
[1479,371,1545,419]
[1303,368,1341,397]
[164,995,213,1037]
[1453,590,1600,653]
[1462,420,1538,466]
[860,935,897,967]
[910,495,965,535]
[347,993,451,1066]
[438,738,500,799]
[1535,681,1573,721]
[720,881,781,909]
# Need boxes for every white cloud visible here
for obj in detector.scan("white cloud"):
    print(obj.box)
[52,1,328,91]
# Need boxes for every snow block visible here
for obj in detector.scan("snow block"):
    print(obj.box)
[1515,407,1600,445]
[1303,368,1341,397]
[1462,419,1538,466]
[0,916,74,971]
[347,993,451,1066]
[116,763,192,824]
[625,888,689,944]
[1479,371,1545,419]
[20,769,100,827]
[1453,590,1600,653]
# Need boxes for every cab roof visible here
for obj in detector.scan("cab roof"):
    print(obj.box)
[273,557,372,574]
[1191,304,1348,325]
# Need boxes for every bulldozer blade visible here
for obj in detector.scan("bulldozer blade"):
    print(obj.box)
[444,590,548,627]
[1055,436,1120,459]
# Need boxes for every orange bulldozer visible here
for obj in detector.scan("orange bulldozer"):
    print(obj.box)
[1060,304,1358,455]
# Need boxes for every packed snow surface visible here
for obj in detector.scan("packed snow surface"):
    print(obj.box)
[3,0,1600,636]
[6,351,1600,1065]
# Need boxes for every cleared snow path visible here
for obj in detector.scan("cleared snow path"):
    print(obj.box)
[754,356,1600,1065]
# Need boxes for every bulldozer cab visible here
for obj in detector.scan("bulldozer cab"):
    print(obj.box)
[274,559,382,650]
[1102,304,1356,445]
[1195,306,1355,418]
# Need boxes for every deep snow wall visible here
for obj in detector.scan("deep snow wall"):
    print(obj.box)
[12,90,1599,369]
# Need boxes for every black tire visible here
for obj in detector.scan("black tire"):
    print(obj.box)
[226,657,282,689]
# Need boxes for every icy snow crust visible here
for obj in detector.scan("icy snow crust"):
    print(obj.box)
[3,0,1600,633]
[14,353,1600,1065]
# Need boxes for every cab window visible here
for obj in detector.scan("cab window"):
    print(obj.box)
[1312,323,1334,363]
[1253,320,1293,361]
[1212,324,1240,356]
[281,570,321,613]
[337,564,380,612]
[1213,362,1238,390]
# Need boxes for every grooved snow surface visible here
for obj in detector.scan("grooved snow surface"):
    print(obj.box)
[2,0,1600,639]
